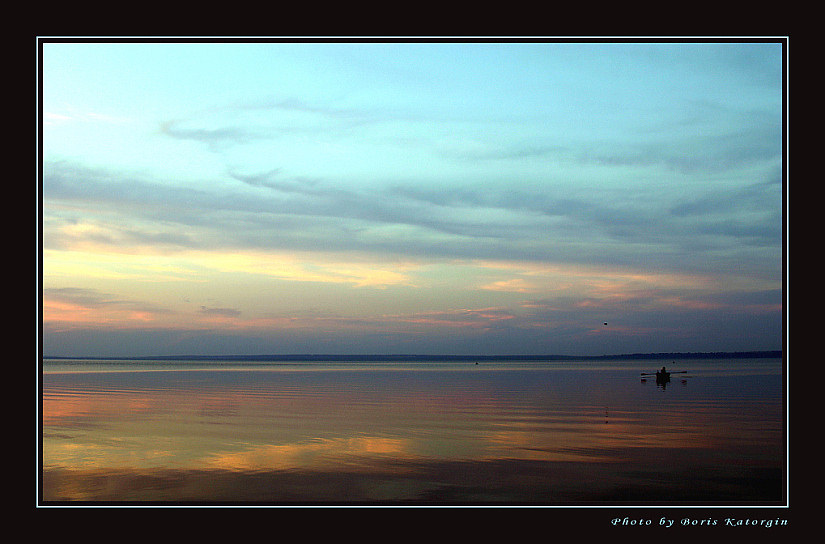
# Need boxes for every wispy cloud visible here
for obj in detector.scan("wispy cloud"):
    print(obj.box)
[43,287,174,330]
[44,108,133,127]
[157,96,375,151]
[199,306,242,317]
[43,156,782,283]
[158,120,263,149]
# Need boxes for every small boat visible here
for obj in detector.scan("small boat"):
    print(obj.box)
[641,366,686,383]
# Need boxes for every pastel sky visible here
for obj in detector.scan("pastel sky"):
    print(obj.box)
[39,39,785,357]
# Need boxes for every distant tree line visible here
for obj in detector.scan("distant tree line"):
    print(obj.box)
[45,350,782,362]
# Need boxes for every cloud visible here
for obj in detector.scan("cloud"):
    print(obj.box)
[42,156,782,283]
[239,97,364,121]
[44,287,125,308]
[384,307,518,329]
[41,288,783,357]
[42,287,175,331]
[122,77,779,276]
[158,119,265,150]
[199,306,242,318]
[157,97,374,151]
[671,177,781,217]
[227,168,326,194]
[480,279,537,293]
[44,108,133,127]
[610,102,780,172]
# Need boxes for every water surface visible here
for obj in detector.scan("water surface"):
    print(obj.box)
[40,357,785,504]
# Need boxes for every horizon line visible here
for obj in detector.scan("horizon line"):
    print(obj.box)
[43,350,783,361]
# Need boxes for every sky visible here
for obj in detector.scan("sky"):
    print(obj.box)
[39,38,785,357]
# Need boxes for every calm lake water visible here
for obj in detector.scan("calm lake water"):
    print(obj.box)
[40,357,785,505]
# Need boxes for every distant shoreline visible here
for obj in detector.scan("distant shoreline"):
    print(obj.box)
[43,351,782,362]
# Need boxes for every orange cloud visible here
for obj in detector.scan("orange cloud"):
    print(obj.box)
[480,278,537,292]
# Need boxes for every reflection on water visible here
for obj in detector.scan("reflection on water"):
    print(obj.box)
[40,358,784,504]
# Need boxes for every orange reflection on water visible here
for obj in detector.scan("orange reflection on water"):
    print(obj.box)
[43,384,720,473]
[41,364,784,503]
[43,391,158,427]
[202,436,414,473]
